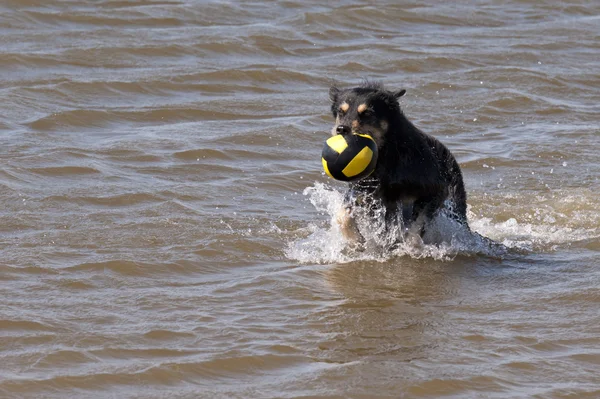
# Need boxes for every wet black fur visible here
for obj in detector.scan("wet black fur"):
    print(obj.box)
[329,81,468,234]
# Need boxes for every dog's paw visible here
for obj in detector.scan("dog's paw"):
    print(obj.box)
[335,207,365,245]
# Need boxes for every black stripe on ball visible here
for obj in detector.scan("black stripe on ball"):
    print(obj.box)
[322,134,378,182]
[322,141,347,180]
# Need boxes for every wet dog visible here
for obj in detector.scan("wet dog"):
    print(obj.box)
[329,81,469,245]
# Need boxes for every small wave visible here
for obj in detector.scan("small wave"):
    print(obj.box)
[0,319,57,332]
[286,183,598,264]
[21,9,183,28]
[173,148,233,161]
[43,192,162,207]
[65,260,193,277]
[143,329,196,341]
[25,108,250,131]
[28,166,101,176]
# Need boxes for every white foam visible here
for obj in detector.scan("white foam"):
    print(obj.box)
[285,183,599,264]
[470,213,597,252]
[286,183,500,264]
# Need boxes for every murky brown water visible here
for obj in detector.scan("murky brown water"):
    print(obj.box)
[1,1,600,398]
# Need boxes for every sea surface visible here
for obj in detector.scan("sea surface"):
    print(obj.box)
[1,1,599,398]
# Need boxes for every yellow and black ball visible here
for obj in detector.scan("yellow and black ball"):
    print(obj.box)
[321,133,378,182]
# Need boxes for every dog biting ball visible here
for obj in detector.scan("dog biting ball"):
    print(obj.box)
[321,133,378,182]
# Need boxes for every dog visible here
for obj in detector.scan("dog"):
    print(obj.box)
[329,81,469,245]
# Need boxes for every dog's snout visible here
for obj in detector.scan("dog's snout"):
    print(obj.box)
[336,125,351,135]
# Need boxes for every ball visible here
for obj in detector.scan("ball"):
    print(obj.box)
[321,133,378,182]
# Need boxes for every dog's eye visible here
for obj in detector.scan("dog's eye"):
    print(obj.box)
[338,102,350,116]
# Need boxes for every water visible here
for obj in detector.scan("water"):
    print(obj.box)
[1,1,599,398]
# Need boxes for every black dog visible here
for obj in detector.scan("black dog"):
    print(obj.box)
[329,81,469,244]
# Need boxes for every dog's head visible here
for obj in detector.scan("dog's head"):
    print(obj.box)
[329,81,406,147]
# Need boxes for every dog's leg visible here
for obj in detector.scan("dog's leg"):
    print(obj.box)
[412,194,445,237]
[336,206,364,245]
[383,202,404,243]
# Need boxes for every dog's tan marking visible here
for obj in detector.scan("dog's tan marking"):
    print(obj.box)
[352,120,359,129]
[357,103,367,113]
[340,102,349,112]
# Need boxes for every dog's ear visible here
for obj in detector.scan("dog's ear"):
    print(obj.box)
[393,89,406,99]
[329,86,340,103]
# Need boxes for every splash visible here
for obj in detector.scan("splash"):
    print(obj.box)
[285,183,502,264]
[285,183,599,264]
